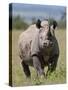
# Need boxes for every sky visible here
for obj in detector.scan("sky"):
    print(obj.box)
[10,3,66,23]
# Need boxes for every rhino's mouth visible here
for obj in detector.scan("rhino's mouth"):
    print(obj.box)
[41,48,52,57]
[41,44,53,55]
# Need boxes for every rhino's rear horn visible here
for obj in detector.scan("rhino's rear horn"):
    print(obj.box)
[36,19,41,29]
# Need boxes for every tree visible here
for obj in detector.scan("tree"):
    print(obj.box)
[12,16,29,30]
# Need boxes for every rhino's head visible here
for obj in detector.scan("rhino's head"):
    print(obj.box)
[36,20,54,50]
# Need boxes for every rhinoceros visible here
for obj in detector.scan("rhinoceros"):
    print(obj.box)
[18,19,59,78]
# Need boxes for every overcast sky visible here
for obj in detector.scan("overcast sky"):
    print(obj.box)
[11,3,66,23]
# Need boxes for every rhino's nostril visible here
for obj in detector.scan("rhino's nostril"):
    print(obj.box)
[43,41,53,47]
[43,42,47,46]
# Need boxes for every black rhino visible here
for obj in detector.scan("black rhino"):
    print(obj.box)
[18,19,59,78]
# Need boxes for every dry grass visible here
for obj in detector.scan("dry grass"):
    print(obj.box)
[11,29,66,86]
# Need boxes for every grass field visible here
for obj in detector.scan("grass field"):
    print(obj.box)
[11,29,66,86]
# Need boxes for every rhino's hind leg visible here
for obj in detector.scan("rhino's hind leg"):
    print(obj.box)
[32,56,45,77]
[21,61,31,78]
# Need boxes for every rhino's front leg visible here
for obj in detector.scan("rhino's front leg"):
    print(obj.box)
[46,54,59,77]
[32,55,45,77]
[50,54,59,72]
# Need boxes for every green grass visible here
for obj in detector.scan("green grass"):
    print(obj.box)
[11,29,66,86]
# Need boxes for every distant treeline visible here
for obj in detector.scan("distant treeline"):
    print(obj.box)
[12,16,29,30]
[9,15,66,30]
[49,18,66,29]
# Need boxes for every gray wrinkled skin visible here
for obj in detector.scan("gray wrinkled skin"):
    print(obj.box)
[18,24,40,64]
[18,21,59,77]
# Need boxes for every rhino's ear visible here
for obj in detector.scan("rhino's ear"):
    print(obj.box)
[36,19,41,29]
[53,20,58,29]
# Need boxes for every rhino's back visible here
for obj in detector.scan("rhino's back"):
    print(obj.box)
[19,24,37,45]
